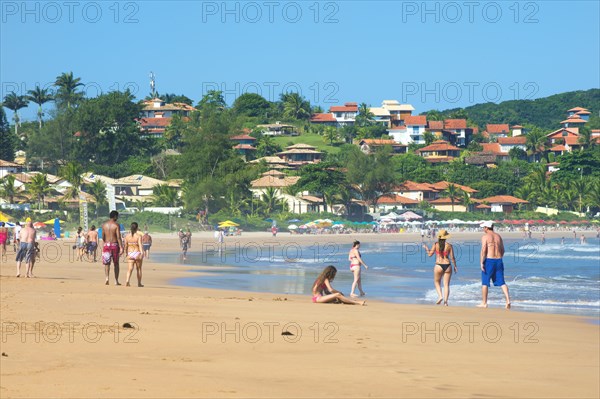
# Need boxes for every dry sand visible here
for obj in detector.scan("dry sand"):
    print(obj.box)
[1,231,598,398]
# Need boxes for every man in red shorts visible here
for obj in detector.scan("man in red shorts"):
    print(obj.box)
[101,211,123,285]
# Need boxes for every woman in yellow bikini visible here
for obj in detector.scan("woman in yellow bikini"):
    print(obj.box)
[124,222,144,287]
[423,230,458,306]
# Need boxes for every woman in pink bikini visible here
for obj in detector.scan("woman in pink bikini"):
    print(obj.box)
[312,266,365,305]
[422,230,458,306]
[348,240,368,297]
[124,222,144,287]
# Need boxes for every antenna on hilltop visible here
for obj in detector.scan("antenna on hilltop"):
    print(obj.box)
[149,71,156,98]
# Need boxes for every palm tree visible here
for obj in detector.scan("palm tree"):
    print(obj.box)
[515,183,537,210]
[59,161,84,199]
[152,184,180,207]
[0,175,17,204]
[26,173,52,210]
[26,86,53,129]
[258,186,280,215]
[442,183,460,212]
[525,128,549,162]
[87,180,107,218]
[572,179,589,214]
[337,186,357,217]
[586,179,600,211]
[578,127,596,149]
[2,92,28,136]
[323,126,339,145]
[461,189,472,212]
[562,188,578,212]
[283,185,301,214]
[54,72,84,109]
[355,103,374,127]
[282,93,310,120]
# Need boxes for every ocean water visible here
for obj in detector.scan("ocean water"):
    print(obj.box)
[161,237,600,317]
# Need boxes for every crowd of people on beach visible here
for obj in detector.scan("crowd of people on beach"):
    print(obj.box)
[3,210,595,310]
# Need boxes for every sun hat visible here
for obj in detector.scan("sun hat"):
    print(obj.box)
[437,229,450,239]
[480,221,494,228]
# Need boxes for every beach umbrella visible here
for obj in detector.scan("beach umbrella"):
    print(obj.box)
[569,220,580,225]
[287,218,301,223]
[559,220,568,224]
[332,224,344,229]
[5,222,15,227]
[0,211,12,222]
[288,224,298,230]
[219,220,240,227]
[44,218,65,224]
[33,222,46,229]
[398,211,422,220]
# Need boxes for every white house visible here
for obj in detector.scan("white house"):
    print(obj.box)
[0,159,20,179]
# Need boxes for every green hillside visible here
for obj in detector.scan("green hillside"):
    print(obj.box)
[428,89,599,130]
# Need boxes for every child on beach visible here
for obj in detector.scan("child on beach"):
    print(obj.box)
[312,265,365,305]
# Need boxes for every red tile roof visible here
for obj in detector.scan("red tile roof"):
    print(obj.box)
[475,204,491,209]
[428,121,444,130]
[404,115,427,126]
[230,134,257,141]
[480,143,507,155]
[547,128,579,138]
[417,140,460,152]
[575,110,591,115]
[444,119,467,130]
[481,195,528,204]
[376,194,419,205]
[567,107,588,112]
[396,180,438,192]
[330,104,358,112]
[233,144,256,150]
[560,116,586,124]
[310,113,336,122]
[497,136,527,145]
[138,118,172,127]
[550,145,567,152]
[430,181,478,193]
[486,124,510,134]
[511,125,524,128]
[0,159,19,167]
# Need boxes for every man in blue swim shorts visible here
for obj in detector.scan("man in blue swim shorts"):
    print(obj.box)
[479,221,511,309]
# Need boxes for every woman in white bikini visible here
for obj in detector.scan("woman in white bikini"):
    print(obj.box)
[348,240,368,297]
[124,222,144,287]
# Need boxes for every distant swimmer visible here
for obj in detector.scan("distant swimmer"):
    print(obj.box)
[479,221,511,309]
[561,237,565,246]
[541,231,546,245]
[580,234,586,245]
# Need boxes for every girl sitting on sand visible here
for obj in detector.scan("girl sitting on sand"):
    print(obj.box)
[312,265,365,305]
[422,230,457,306]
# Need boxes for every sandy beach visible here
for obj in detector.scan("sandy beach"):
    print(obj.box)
[1,231,598,398]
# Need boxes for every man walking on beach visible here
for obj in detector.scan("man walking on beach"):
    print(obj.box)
[101,211,123,285]
[86,225,99,262]
[479,221,511,309]
[15,221,36,278]
[13,222,21,252]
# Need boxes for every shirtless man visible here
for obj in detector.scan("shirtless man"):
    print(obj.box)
[16,221,36,278]
[86,225,99,262]
[141,231,152,259]
[101,211,123,285]
[479,221,511,309]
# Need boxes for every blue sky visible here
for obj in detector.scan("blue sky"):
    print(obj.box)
[2,0,599,121]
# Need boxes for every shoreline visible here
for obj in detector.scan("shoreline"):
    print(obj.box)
[1,233,598,398]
